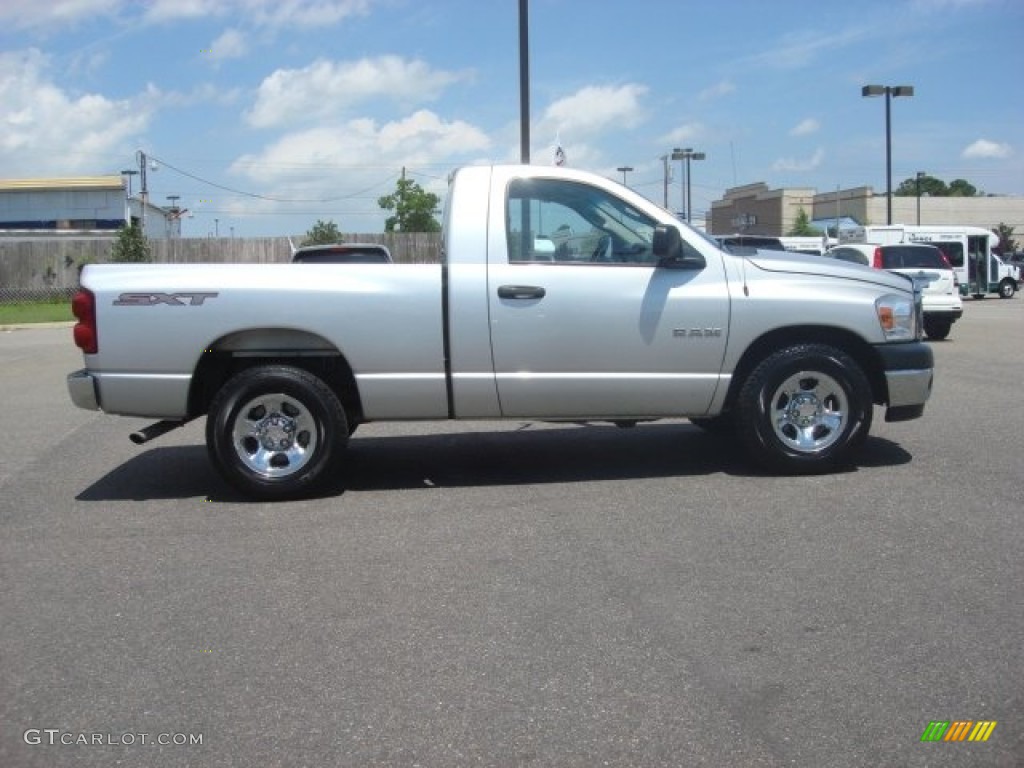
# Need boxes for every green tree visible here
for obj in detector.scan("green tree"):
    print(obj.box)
[948,178,978,197]
[302,219,342,245]
[110,221,151,263]
[377,176,441,233]
[894,174,947,197]
[894,175,980,197]
[787,207,821,236]
[994,223,1016,254]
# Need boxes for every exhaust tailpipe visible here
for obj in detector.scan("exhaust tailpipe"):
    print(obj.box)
[129,419,189,445]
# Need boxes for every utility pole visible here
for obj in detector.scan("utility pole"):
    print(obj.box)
[400,166,406,232]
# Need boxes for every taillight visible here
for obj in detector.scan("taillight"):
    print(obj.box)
[72,289,97,354]
[872,247,884,269]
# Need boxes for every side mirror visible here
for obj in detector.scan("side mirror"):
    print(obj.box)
[653,225,705,270]
[653,225,681,260]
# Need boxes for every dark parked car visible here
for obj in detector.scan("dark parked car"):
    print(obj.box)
[714,235,786,254]
[291,243,392,264]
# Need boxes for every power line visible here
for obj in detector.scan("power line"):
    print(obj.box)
[148,153,400,203]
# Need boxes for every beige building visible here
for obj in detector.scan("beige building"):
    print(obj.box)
[709,183,816,237]
[711,182,1024,247]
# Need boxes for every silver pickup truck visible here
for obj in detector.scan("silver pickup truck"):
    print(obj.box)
[68,165,933,499]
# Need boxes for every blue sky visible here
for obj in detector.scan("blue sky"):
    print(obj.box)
[1,0,1021,237]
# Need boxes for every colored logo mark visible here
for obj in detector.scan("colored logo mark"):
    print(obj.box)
[921,720,997,742]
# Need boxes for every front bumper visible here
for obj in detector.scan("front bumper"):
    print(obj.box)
[923,307,964,321]
[67,369,100,411]
[875,342,934,422]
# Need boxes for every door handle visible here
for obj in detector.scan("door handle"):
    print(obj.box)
[498,285,546,300]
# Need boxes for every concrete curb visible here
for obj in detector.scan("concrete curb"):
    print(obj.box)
[0,322,76,332]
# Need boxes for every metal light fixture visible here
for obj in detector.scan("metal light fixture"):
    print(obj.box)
[862,84,914,225]
[671,148,706,222]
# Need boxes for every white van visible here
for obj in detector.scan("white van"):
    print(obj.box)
[779,235,835,256]
[840,225,1019,298]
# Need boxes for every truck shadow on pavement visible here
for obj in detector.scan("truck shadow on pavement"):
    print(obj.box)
[75,422,913,502]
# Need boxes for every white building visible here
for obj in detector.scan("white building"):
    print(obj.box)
[0,176,177,239]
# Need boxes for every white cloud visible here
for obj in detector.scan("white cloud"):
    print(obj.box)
[661,122,703,146]
[230,110,491,185]
[539,84,648,140]
[962,139,1011,159]
[0,0,371,29]
[790,118,820,136]
[146,82,243,109]
[207,28,247,63]
[772,148,825,172]
[698,80,735,101]
[0,48,152,176]
[0,0,121,29]
[246,57,471,128]
[743,27,872,70]
[239,0,370,28]
[143,0,370,27]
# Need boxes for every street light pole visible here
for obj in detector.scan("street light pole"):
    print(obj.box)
[616,166,634,186]
[915,171,925,225]
[671,148,686,218]
[862,84,914,225]
[518,0,530,164]
[685,150,705,224]
[671,148,706,222]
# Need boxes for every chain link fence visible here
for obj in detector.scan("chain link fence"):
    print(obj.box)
[0,287,78,303]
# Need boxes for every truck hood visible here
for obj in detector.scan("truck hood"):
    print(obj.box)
[744,249,913,293]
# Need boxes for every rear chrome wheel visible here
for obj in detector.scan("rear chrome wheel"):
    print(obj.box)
[231,393,318,478]
[207,365,348,499]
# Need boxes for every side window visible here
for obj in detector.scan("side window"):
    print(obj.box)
[932,241,963,268]
[506,178,659,265]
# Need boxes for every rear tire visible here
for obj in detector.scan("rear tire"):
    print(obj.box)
[207,365,348,499]
[736,344,872,474]
[923,317,952,341]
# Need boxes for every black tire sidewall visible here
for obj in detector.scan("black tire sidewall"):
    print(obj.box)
[207,366,347,499]
[923,317,952,340]
[737,345,872,473]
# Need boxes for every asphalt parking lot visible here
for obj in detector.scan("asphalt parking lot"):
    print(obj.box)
[1,299,1021,767]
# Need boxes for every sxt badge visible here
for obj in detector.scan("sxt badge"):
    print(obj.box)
[114,292,218,306]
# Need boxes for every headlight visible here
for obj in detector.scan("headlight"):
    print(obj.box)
[875,293,919,340]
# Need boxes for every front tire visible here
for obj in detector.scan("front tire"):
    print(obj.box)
[207,365,348,499]
[735,344,872,474]
[998,279,1015,299]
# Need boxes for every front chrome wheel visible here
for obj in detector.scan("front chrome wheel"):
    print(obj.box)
[736,344,872,474]
[769,371,847,454]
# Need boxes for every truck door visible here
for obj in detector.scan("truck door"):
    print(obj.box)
[486,176,729,419]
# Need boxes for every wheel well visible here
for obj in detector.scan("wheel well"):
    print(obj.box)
[187,330,363,425]
[721,326,887,412]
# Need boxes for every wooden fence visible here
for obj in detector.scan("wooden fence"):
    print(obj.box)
[0,233,443,300]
